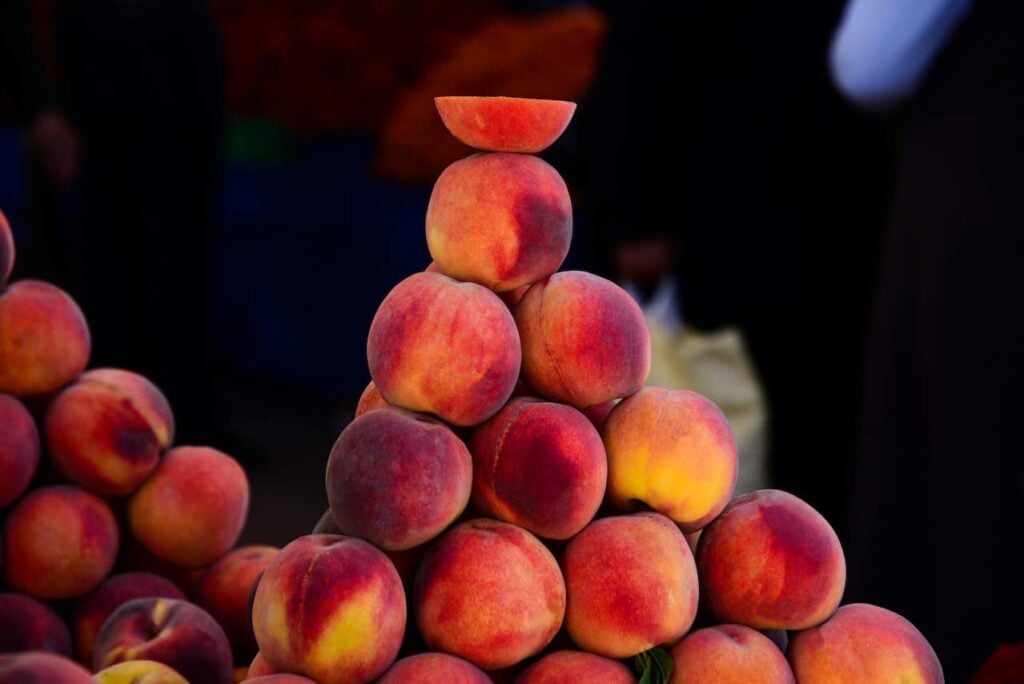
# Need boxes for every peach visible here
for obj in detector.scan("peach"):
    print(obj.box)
[93,597,233,684]
[788,603,943,683]
[0,280,90,397]
[128,446,249,568]
[73,571,185,665]
[3,485,118,599]
[563,512,699,658]
[248,652,273,678]
[0,592,72,656]
[669,624,795,683]
[252,534,406,683]
[435,96,576,153]
[245,676,316,683]
[516,650,635,683]
[93,660,188,683]
[469,397,606,539]
[326,407,472,550]
[0,209,13,288]
[355,380,389,416]
[426,153,571,293]
[581,399,617,432]
[604,387,737,532]
[311,509,340,535]
[696,489,846,630]
[378,653,492,683]
[414,519,565,669]
[0,393,40,506]
[515,271,650,408]
[367,272,521,426]
[45,368,174,497]
[0,652,93,683]
[195,545,279,662]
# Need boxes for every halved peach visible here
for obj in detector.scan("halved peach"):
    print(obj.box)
[435,96,576,153]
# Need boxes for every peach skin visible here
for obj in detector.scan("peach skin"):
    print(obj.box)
[0,209,13,288]
[515,650,636,683]
[355,380,389,416]
[378,653,492,683]
[0,591,72,656]
[435,96,576,153]
[0,392,40,507]
[0,652,94,683]
[93,660,188,684]
[669,624,795,683]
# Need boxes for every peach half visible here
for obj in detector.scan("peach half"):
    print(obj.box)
[435,96,576,153]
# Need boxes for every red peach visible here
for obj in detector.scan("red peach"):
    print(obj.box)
[788,603,943,683]
[581,399,617,432]
[563,512,699,658]
[516,650,635,683]
[0,280,91,397]
[252,535,406,684]
[73,571,185,665]
[426,153,571,292]
[195,545,279,662]
[378,653,492,683]
[0,592,72,656]
[469,397,606,539]
[355,380,389,416]
[515,271,650,408]
[368,272,521,426]
[45,368,174,497]
[248,652,273,678]
[0,652,93,683]
[696,489,846,630]
[415,519,565,669]
[128,446,249,568]
[93,659,188,683]
[93,597,233,684]
[311,509,341,535]
[3,485,119,599]
[604,388,737,532]
[327,407,472,550]
[435,96,576,153]
[0,393,40,507]
[245,676,316,683]
[669,624,795,683]
[0,209,13,288]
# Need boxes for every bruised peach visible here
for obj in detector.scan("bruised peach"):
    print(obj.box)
[669,624,795,683]
[45,368,174,497]
[93,660,188,684]
[73,571,185,665]
[788,603,943,683]
[327,408,472,550]
[415,519,565,669]
[0,280,90,397]
[252,535,406,684]
[93,598,233,684]
[469,397,606,539]
[0,209,13,288]
[515,271,650,408]
[0,393,40,507]
[516,650,635,683]
[426,153,571,293]
[128,446,249,568]
[378,653,492,683]
[0,652,93,683]
[3,485,118,599]
[435,96,576,153]
[368,272,520,426]
[355,380,389,416]
[0,592,72,656]
[696,489,845,631]
[604,388,737,532]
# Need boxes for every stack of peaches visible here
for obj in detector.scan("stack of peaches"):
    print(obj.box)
[0,211,279,683]
[245,97,945,683]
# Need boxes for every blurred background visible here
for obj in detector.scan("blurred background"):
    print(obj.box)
[1,1,1020,680]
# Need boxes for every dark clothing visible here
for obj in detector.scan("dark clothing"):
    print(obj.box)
[849,2,1024,679]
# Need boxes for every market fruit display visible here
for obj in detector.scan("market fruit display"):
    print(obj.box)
[0,96,943,683]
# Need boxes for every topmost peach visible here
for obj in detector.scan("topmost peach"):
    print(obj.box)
[1,209,14,288]
[435,96,576,153]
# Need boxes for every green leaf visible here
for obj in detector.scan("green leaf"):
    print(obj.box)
[634,647,674,684]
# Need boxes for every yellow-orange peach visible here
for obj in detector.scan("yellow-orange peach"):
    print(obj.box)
[426,153,571,293]
[0,280,90,397]
[669,624,795,683]
[128,446,249,568]
[73,571,185,665]
[45,368,174,497]
[195,545,279,663]
[0,209,13,287]
[435,96,576,153]
[3,485,118,599]
[515,271,650,408]
[0,393,40,507]
[0,592,72,656]
[355,380,389,416]
[368,272,520,426]
[563,512,699,658]
[378,653,492,683]
[415,519,565,669]
[604,387,737,532]
[252,534,406,683]
[516,650,636,683]
[93,659,188,684]
[93,597,233,684]
[788,603,943,683]
[696,489,845,630]
[469,397,606,539]
[0,652,94,683]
